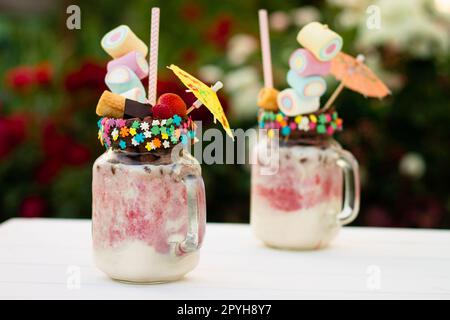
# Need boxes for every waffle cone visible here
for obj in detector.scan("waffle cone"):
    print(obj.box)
[96,91,126,118]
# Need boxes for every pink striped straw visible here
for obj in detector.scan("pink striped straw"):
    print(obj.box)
[148,7,160,106]
[258,9,273,88]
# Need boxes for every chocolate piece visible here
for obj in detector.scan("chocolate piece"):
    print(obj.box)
[124,99,152,119]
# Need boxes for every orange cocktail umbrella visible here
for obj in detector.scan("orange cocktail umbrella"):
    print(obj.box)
[323,52,391,110]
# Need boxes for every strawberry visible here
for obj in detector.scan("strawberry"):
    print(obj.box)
[152,103,174,119]
[157,93,187,117]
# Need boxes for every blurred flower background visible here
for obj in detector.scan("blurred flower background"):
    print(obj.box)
[0,0,449,227]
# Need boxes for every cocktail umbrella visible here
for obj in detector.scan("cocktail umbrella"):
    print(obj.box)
[322,52,391,111]
[168,64,234,139]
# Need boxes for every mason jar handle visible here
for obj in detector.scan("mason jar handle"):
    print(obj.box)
[173,174,205,256]
[335,149,360,225]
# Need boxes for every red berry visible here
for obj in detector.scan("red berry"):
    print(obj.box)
[152,103,174,119]
[157,93,187,117]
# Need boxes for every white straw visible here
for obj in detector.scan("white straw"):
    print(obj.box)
[148,7,160,106]
[258,9,273,88]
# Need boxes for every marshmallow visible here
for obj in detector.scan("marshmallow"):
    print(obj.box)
[286,70,326,97]
[101,25,148,59]
[277,89,320,116]
[105,65,145,95]
[289,48,331,77]
[257,87,279,111]
[120,87,147,103]
[297,22,342,62]
[107,51,149,79]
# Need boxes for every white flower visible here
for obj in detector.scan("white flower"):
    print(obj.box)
[198,65,224,83]
[131,138,139,146]
[224,66,260,92]
[163,140,170,149]
[160,119,166,126]
[144,131,152,138]
[291,6,321,27]
[152,120,160,126]
[270,11,291,32]
[140,122,149,131]
[227,34,258,66]
[399,152,426,179]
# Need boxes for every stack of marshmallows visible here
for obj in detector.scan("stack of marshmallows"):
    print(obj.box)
[275,22,343,116]
[101,25,149,104]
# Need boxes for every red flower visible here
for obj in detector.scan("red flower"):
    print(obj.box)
[181,48,198,64]
[181,3,203,22]
[0,113,27,159]
[206,15,233,50]
[5,66,34,90]
[19,195,47,218]
[35,158,63,185]
[35,62,53,86]
[64,61,107,92]
[64,142,90,166]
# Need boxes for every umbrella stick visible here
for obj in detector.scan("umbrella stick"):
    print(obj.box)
[186,81,223,115]
[322,81,345,112]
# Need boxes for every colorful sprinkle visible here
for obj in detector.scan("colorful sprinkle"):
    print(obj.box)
[120,126,129,138]
[173,115,182,126]
[129,127,137,136]
[131,121,140,129]
[281,126,291,136]
[140,122,150,131]
[119,140,126,150]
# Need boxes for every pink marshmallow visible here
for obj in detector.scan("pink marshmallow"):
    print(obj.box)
[107,51,149,79]
[289,49,331,77]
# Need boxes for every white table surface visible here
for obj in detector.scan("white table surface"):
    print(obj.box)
[0,218,449,300]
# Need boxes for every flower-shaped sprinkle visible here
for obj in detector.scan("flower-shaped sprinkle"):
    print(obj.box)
[152,138,161,148]
[144,131,152,139]
[120,126,129,138]
[152,120,160,126]
[163,140,170,149]
[299,116,309,131]
[134,133,145,144]
[172,115,182,126]
[140,122,150,131]
[161,119,166,126]
[131,121,140,129]
[161,132,169,140]
[145,142,154,151]
[111,128,119,141]
[129,127,137,136]
[166,118,173,125]
[170,135,179,144]
[151,125,160,135]
[131,138,139,146]
[115,119,126,128]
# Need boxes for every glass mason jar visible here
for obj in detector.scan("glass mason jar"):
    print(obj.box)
[250,135,360,250]
[92,148,206,283]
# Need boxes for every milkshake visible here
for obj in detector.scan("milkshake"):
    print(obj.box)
[251,136,358,250]
[92,148,205,282]
[252,20,361,250]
